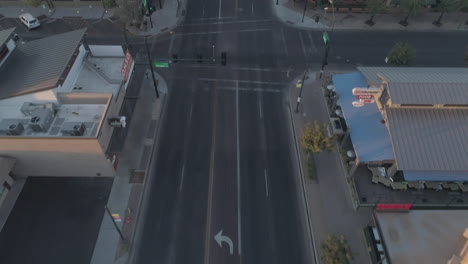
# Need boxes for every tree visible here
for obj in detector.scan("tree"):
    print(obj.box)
[300,121,334,153]
[399,0,425,26]
[321,235,353,264]
[387,42,415,66]
[114,0,144,26]
[459,0,468,25]
[433,0,459,26]
[365,0,388,26]
[24,0,42,7]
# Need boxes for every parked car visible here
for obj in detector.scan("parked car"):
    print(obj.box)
[19,13,40,29]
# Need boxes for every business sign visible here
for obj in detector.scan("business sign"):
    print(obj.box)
[360,99,375,103]
[121,49,133,82]
[376,203,412,211]
[352,87,381,95]
[352,101,364,107]
[357,95,373,100]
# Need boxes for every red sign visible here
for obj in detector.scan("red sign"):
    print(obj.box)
[357,95,373,100]
[121,49,133,82]
[377,203,412,211]
[360,99,375,103]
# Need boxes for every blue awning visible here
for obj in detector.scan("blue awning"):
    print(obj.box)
[404,171,468,181]
[333,72,394,162]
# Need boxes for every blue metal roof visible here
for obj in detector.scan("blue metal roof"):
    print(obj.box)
[404,171,468,181]
[333,72,394,162]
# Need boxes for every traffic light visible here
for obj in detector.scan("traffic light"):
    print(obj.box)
[172,54,178,63]
[146,5,155,16]
[221,52,227,66]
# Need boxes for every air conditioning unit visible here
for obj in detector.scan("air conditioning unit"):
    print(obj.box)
[29,108,53,132]
[0,119,25,135]
[61,122,86,136]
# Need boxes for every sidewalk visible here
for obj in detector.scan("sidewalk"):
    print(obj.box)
[90,69,168,264]
[127,0,186,36]
[273,0,468,31]
[288,72,373,263]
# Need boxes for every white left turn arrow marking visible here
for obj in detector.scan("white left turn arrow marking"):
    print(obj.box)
[214,230,234,255]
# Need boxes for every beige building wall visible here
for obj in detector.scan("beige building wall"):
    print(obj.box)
[0,138,114,177]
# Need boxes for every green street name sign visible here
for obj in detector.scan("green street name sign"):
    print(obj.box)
[154,62,169,68]
[322,32,329,44]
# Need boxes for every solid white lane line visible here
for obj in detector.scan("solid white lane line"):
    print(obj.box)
[264,169,269,197]
[280,28,289,57]
[168,35,175,54]
[182,19,272,26]
[179,164,185,192]
[219,0,222,18]
[251,3,254,15]
[299,31,307,57]
[307,31,318,53]
[198,78,283,85]
[259,99,263,118]
[175,28,271,36]
[236,80,242,255]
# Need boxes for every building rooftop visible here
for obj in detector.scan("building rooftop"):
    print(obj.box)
[376,210,468,264]
[386,107,468,171]
[0,28,14,47]
[0,28,86,100]
[358,67,468,86]
[388,82,468,105]
[333,72,394,162]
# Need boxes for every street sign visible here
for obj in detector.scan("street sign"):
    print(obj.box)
[352,101,364,107]
[352,87,381,95]
[154,62,169,68]
[357,95,373,100]
[322,32,329,44]
[360,99,375,103]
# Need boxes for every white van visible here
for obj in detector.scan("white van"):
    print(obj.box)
[19,13,40,29]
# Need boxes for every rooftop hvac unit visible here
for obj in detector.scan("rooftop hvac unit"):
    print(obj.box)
[61,122,86,136]
[29,108,53,132]
[0,119,25,135]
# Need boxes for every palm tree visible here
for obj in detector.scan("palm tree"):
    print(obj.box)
[399,0,425,26]
[433,0,459,26]
[365,0,388,26]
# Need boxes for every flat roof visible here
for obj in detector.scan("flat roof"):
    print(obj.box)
[0,29,86,100]
[333,72,394,162]
[386,107,468,171]
[376,210,468,264]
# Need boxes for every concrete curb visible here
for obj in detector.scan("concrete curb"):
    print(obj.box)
[286,80,320,264]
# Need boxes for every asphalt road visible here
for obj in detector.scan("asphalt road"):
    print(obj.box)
[1,2,466,264]
[133,0,468,264]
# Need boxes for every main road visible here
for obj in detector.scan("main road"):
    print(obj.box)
[132,0,468,263]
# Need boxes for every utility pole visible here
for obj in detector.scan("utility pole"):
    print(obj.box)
[302,0,308,23]
[295,70,308,113]
[144,36,160,98]
[105,205,126,241]
[146,2,154,28]
[319,42,330,79]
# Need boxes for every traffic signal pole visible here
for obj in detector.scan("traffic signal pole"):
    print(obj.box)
[147,2,154,28]
[144,37,160,98]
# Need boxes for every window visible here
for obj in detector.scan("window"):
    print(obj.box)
[0,46,9,65]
